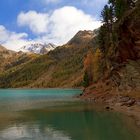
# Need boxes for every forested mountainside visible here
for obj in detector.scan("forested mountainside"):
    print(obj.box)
[82,0,140,100]
[0,30,95,88]
[0,45,14,72]
[0,45,38,73]
[0,0,139,97]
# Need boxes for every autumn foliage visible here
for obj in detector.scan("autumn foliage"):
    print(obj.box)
[83,49,103,87]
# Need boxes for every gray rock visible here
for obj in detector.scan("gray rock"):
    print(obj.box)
[119,96,130,102]
[126,99,135,107]
[136,101,140,106]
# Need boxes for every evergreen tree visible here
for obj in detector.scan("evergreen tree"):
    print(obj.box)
[98,25,106,52]
[101,5,110,26]
[83,71,90,87]
[115,0,127,19]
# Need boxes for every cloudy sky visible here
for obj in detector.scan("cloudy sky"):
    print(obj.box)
[0,0,107,51]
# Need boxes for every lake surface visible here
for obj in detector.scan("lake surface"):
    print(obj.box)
[0,89,139,140]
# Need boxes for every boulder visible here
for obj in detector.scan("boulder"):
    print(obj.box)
[119,96,130,102]
[136,100,140,106]
[126,99,136,107]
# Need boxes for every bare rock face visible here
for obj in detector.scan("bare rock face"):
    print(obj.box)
[68,30,95,46]
[114,60,140,91]
[109,2,140,92]
[0,45,15,58]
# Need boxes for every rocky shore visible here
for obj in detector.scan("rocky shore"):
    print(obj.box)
[80,89,140,128]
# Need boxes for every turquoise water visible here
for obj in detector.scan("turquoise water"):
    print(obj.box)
[0,89,139,140]
[0,89,81,99]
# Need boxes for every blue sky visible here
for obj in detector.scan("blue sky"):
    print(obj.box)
[0,0,107,50]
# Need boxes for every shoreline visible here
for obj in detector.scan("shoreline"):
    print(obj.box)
[0,87,139,129]
[79,90,140,129]
[0,88,83,90]
[113,105,140,128]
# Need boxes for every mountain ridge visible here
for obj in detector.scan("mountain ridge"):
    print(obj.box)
[20,43,56,54]
[0,30,96,88]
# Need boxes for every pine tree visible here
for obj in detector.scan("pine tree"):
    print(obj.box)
[101,5,110,26]
[98,25,106,52]
[83,71,90,87]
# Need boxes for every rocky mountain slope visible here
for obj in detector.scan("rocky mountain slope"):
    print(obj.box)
[0,45,14,58]
[81,0,140,104]
[0,45,38,75]
[20,43,56,54]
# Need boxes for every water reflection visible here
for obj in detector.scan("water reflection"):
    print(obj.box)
[0,125,71,140]
[0,89,139,140]
[0,105,138,140]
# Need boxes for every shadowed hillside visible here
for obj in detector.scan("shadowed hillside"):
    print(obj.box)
[82,0,140,102]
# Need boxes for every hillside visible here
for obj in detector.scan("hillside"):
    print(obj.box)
[0,1,139,94]
[0,30,95,88]
[81,0,140,104]
[0,45,38,81]
[0,45,14,72]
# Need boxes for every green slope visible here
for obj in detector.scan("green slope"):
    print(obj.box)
[0,31,95,88]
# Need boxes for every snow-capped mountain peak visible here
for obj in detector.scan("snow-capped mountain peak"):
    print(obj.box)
[20,43,56,54]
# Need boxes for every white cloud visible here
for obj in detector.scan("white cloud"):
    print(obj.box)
[0,25,35,51]
[46,6,101,44]
[0,6,102,51]
[17,6,101,45]
[0,25,9,43]
[17,11,49,35]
